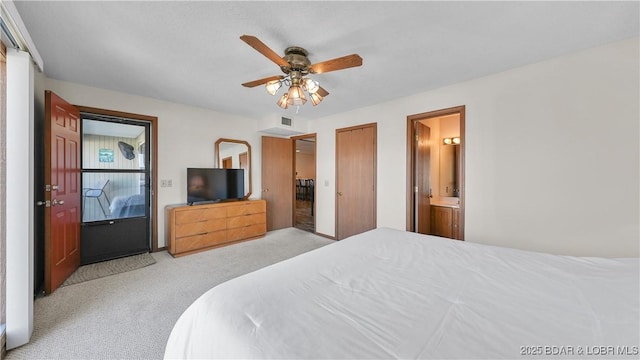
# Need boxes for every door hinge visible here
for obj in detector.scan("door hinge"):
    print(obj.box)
[45,184,51,192]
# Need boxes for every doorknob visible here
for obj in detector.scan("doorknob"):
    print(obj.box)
[36,200,51,207]
[337,192,342,196]
[52,199,65,206]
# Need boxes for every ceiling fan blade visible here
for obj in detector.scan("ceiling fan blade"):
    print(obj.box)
[317,86,330,97]
[240,35,290,68]
[309,54,363,74]
[242,75,284,88]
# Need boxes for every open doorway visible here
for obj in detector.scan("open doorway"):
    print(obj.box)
[293,134,316,233]
[407,106,465,240]
[79,113,152,264]
[33,99,158,294]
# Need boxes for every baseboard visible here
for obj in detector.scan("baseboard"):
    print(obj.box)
[1,324,6,360]
[314,232,336,241]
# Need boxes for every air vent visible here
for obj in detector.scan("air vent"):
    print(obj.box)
[281,117,292,127]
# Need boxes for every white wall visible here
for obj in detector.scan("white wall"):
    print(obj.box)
[311,38,639,258]
[44,78,264,248]
[6,49,34,349]
[40,38,639,258]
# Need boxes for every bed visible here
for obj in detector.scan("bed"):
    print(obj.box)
[164,227,639,359]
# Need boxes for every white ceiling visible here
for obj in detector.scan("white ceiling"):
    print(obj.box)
[12,1,639,120]
[82,119,145,138]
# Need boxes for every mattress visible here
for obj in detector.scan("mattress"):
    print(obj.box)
[164,227,639,359]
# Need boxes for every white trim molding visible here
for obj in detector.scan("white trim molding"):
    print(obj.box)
[0,0,43,72]
[6,48,34,350]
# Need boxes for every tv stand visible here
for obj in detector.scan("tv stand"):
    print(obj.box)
[166,200,266,257]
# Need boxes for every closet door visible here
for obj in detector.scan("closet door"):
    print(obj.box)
[261,136,293,230]
[336,123,376,240]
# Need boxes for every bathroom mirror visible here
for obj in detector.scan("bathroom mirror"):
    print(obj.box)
[439,143,460,197]
[215,138,252,199]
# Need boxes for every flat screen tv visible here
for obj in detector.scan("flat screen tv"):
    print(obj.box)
[187,168,244,204]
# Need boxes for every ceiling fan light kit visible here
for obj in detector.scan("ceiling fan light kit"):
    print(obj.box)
[265,79,282,95]
[304,78,319,94]
[276,93,289,108]
[309,92,323,106]
[272,71,318,109]
[240,34,363,110]
[286,84,307,107]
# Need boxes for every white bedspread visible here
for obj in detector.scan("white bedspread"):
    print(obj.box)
[165,227,639,359]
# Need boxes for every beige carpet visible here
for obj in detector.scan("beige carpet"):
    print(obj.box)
[6,227,333,360]
[62,253,156,287]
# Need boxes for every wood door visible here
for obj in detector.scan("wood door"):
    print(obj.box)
[416,122,431,234]
[44,91,81,294]
[452,208,461,240]
[239,152,248,170]
[261,136,293,230]
[336,124,376,240]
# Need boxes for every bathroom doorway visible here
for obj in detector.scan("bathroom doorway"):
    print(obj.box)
[407,106,465,240]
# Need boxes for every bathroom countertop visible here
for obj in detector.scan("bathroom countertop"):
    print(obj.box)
[430,201,460,208]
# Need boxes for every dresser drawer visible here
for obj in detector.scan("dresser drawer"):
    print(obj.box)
[174,230,227,253]
[227,213,264,229]
[175,207,226,225]
[227,223,266,242]
[175,218,226,238]
[226,201,265,217]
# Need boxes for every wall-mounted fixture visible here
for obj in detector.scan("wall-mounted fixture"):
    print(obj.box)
[443,137,460,145]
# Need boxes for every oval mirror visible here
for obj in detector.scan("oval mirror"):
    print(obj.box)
[215,138,252,199]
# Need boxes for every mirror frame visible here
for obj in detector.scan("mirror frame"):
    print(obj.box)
[215,138,252,199]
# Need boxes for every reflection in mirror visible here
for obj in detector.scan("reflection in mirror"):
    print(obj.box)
[439,142,460,197]
[215,138,252,199]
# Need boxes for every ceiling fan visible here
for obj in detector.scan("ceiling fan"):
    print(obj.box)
[240,35,363,109]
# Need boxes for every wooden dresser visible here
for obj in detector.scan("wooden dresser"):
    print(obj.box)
[166,200,266,257]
